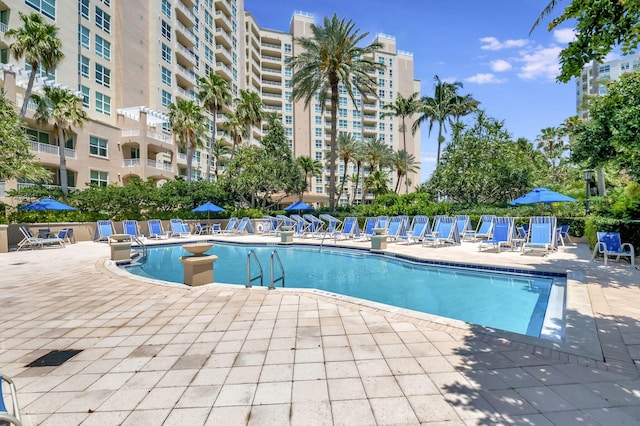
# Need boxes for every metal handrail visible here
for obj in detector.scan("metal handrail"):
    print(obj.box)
[246,250,263,288]
[131,235,147,260]
[270,251,285,289]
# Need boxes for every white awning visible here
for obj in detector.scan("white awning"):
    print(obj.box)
[117,106,168,125]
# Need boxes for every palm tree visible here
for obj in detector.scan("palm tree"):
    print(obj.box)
[198,72,231,182]
[535,126,565,169]
[168,99,206,183]
[31,87,87,196]
[335,133,359,202]
[211,139,231,180]
[297,156,323,200]
[365,170,389,201]
[383,92,420,194]
[286,13,384,210]
[413,75,479,165]
[6,12,65,119]
[362,137,393,171]
[235,89,264,147]
[392,150,419,193]
[221,111,244,158]
[349,143,365,204]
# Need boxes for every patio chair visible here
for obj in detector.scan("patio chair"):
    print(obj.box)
[16,226,65,251]
[591,232,636,269]
[221,217,239,235]
[234,217,254,235]
[59,227,75,244]
[303,214,325,238]
[557,224,572,245]
[463,215,495,241]
[386,216,407,242]
[357,217,378,241]
[522,216,557,256]
[479,217,514,252]
[261,216,280,235]
[169,219,191,238]
[195,223,208,235]
[0,372,22,426]
[334,216,360,240]
[95,220,115,242]
[290,214,311,237]
[400,215,431,245]
[122,220,143,238]
[319,214,343,235]
[147,219,169,239]
[423,216,461,247]
[455,215,472,237]
[376,216,390,231]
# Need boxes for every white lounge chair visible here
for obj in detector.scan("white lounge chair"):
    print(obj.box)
[95,220,115,242]
[463,215,495,241]
[0,372,22,426]
[303,214,325,238]
[220,217,239,235]
[122,220,143,238]
[334,216,359,240]
[522,216,557,256]
[386,216,407,242]
[591,231,636,268]
[16,226,65,251]
[358,217,378,241]
[423,216,461,247]
[401,216,431,245]
[147,219,169,239]
[479,217,514,252]
[169,219,191,238]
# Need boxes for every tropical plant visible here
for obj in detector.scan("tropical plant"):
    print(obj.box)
[332,133,359,202]
[364,170,390,201]
[6,12,65,119]
[362,137,393,171]
[286,13,384,210]
[211,139,231,180]
[350,143,366,204]
[168,99,207,183]
[31,87,87,196]
[221,111,244,158]
[0,92,49,182]
[413,75,479,165]
[297,155,323,199]
[197,72,231,182]
[383,92,421,194]
[392,150,419,193]
[235,89,264,147]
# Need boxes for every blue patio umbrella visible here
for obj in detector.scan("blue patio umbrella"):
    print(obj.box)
[192,202,224,220]
[509,187,576,206]
[19,198,76,230]
[284,201,313,211]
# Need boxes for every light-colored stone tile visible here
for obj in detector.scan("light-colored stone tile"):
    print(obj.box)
[369,396,420,425]
[331,399,375,426]
[214,383,257,406]
[291,379,329,403]
[361,376,403,398]
[253,381,292,405]
[290,402,333,426]
[248,404,291,426]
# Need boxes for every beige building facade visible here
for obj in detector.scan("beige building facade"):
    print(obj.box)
[0,1,420,204]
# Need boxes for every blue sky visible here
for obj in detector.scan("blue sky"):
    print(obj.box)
[244,0,577,181]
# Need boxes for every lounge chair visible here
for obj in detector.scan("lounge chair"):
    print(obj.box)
[591,232,636,268]
[261,216,280,235]
[334,216,359,240]
[147,219,169,239]
[59,227,75,244]
[96,220,115,242]
[423,216,460,247]
[122,220,143,238]
[169,219,191,238]
[386,216,407,242]
[522,216,557,256]
[16,226,65,251]
[376,216,390,232]
[358,217,378,241]
[455,215,472,237]
[290,214,311,236]
[221,217,239,235]
[463,215,495,241]
[319,214,343,235]
[401,215,431,245]
[0,372,22,426]
[479,217,514,252]
[303,214,325,237]
[233,217,255,235]
[557,224,571,245]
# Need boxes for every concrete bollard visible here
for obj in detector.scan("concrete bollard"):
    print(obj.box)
[180,243,217,286]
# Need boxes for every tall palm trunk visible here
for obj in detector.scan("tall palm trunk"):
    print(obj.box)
[20,65,38,119]
[206,116,216,182]
[436,123,445,165]
[57,125,68,196]
[401,116,409,194]
[351,162,361,204]
[185,135,193,182]
[328,75,339,210]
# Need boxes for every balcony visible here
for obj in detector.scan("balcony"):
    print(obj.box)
[214,0,232,15]
[123,159,141,167]
[30,141,77,159]
[175,44,197,68]
[214,10,232,32]
[214,27,232,48]
[261,66,281,76]
[176,64,197,87]
[215,61,232,80]
[261,54,281,64]
[0,22,7,33]
[175,2,196,27]
[177,153,200,166]
[147,131,172,144]
[17,182,77,192]
[147,159,174,172]
[175,20,196,48]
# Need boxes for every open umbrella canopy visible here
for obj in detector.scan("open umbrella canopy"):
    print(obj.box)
[192,202,224,213]
[284,201,313,211]
[509,187,576,206]
[19,198,76,211]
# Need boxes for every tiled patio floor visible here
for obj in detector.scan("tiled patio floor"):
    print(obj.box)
[1,235,640,425]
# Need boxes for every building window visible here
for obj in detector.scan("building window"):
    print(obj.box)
[161,89,172,107]
[27,128,50,144]
[161,43,172,63]
[79,85,90,108]
[284,43,292,54]
[379,123,385,131]
[314,116,322,125]
[284,67,292,77]
[204,28,213,44]
[285,116,292,125]
[204,46,213,63]
[89,135,108,157]
[339,108,347,118]
[315,152,323,160]
[79,25,90,49]
[95,63,110,87]
[95,7,111,33]
[78,55,89,78]
[315,128,322,137]
[204,10,212,27]
[161,0,171,18]
[285,128,292,136]
[99,0,110,6]
[378,89,385,98]
[339,119,348,129]
[161,66,171,86]
[285,103,292,112]
[315,140,322,148]
[314,104,321,113]
[26,0,55,19]
[96,92,111,115]
[339,97,347,106]
[95,35,111,60]
[79,0,89,19]
[90,170,108,187]
[161,21,171,41]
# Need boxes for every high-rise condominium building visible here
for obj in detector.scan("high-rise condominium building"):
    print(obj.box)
[0,1,420,205]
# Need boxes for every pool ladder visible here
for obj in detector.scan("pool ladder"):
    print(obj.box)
[246,250,285,289]
[130,235,147,261]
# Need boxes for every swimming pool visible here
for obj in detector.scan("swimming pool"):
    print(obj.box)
[125,242,565,340]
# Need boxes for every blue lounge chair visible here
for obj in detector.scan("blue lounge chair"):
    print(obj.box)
[169,219,191,238]
[334,216,359,240]
[16,226,65,251]
[221,217,239,235]
[455,215,472,236]
[194,223,209,235]
[290,214,311,236]
[479,217,514,252]
[95,220,115,242]
[463,215,495,241]
[522,216,557,256]
[591,232,636,268]
[261,216,280,235]
[376,216,390,232]
[122,220,143,238]
[386,216,407,242]
[303,214,325,237]
[0,372,22,426]
[233,217,254,235]
[401,216,431,245]
[147,219,169,239]
[557,224,571,245]
[320,214,343,235]
[358,217,378,241]
[423,216,460,247]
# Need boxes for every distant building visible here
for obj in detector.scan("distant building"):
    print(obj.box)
[0,1,420,204]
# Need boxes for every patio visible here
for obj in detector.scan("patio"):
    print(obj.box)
[1,235,639,425]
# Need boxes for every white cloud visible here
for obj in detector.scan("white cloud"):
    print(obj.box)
[421,155,437,163]
[517,46,562,80]
[465,73,505,84]
[480,36,528,50]
[553,28,575,44]
[490,59,512,72]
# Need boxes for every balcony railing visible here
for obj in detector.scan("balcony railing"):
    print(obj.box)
[147,131,172,144]
[147,159,174,171]
[0,22,7,33]
[122,129,140,137]
[123,159,141,167]
[17,182,77,191]
[29,141,77,159]
[178,153,200,165]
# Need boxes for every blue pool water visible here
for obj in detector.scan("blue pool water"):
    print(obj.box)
[125,243,562,338]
